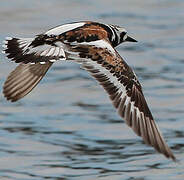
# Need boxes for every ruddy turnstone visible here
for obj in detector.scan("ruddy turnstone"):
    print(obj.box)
[2,21,176,161]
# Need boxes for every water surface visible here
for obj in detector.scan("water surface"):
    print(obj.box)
[0,0,184,179]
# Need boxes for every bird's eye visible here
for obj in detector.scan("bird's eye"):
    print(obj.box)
[120,31,126,37]
[119,32,128,43]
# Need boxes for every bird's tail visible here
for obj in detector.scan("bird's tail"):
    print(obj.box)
[2,36,66,64]
[2,37,34,63]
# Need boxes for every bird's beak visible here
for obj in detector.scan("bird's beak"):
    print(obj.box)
[125,35,137,42]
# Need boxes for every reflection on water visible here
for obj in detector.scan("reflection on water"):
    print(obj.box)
[0,0,184,179]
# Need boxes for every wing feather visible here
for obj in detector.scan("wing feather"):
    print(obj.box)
[3,62,53,102]
[70,40,176,161]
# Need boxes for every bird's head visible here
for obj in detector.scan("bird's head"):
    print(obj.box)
[108,24,137,47]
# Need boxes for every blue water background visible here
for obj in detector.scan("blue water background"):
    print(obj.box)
[0,0,184,179]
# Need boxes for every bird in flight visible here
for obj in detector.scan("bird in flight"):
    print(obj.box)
[2,21,176,161]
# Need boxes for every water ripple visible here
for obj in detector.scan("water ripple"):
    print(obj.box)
[0,0,184,179]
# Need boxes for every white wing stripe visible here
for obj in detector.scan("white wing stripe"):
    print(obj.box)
[59,48,66,57]
[54,47,60,56]
[118,96,126,116]
[17,38,33,50]
[45,22,85,36]
[47,47,55,56]
[80,59,147,130]
[79,57,175,158]
[79,40,116,56]
[125,102,131,126]
[40,49,50,56]
[49,59,56,62]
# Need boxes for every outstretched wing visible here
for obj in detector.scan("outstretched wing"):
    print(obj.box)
[68,40,176,161]
[3,62,53,102]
